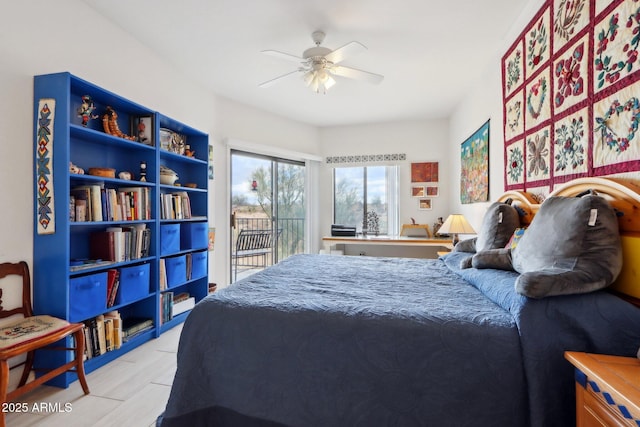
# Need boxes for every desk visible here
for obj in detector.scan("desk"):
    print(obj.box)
[322,236,453,257]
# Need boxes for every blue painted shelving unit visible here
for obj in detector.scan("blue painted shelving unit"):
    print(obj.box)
[32,72,209,387]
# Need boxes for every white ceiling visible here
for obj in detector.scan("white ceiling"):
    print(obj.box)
[82,0,530,127]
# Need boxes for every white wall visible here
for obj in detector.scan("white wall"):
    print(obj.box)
[0,0,319,290]
[447,0,547,232]
[318,119,449,245]
[210,96,320,284]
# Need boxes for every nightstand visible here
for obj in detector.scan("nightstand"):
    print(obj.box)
[565,351,640,426]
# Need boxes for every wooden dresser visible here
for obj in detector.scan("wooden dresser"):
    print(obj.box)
[565,351,640,426]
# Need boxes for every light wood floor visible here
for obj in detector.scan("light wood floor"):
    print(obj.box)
[6,323,183,427]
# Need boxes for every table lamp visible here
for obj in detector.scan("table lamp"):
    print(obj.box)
[437,214,476,246]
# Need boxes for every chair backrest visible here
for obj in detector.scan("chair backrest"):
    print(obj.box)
[235,229,280,252]
[0,261,33,319]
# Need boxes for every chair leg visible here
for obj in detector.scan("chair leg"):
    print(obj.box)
[0,360,9,427]
[17,351,34,388]
[73,330,89,395]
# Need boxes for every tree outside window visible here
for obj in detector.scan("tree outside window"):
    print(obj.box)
[333,166,397,235]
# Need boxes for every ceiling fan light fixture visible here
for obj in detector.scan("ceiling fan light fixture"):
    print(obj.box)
[260,30,383,93]
[303,68,334,94]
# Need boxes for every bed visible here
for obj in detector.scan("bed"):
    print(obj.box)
[159,178,640,427]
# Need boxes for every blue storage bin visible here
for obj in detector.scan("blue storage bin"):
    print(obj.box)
[190,251,207,279]
[69,272,107,322]
[181,222,208,250]
[166,255,187,288]
[116,263,150,305]
[161,224,180,255]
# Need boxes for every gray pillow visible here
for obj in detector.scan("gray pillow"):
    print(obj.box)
[472,194,622,298]
[455,201,520,268]
[512,194,622,298]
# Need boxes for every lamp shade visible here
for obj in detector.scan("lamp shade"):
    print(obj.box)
[438,214,476,235]
[438,214,475,245]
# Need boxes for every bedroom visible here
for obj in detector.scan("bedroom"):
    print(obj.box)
[2,0,640,426]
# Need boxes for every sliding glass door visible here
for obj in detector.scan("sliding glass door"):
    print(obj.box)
[230,150,306,282]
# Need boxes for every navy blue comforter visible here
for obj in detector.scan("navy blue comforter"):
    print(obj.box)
[160,253,640,427]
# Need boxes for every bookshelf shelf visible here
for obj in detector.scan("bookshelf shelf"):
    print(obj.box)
[33,72,209,388]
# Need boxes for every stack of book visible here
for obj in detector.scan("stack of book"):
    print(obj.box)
[160,291,174,325]
[83,311,122,359]
[90,225,151,263]
[160,292,195,324]
[71,184,151,222]
[160,191,192,220]
[122,317,154,343]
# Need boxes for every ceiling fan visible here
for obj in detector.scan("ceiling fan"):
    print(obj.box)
[259,31,384,93]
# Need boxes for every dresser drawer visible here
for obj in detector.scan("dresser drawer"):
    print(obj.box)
[579,384,630,427]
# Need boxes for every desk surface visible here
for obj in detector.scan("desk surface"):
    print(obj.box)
[323,235,453,249]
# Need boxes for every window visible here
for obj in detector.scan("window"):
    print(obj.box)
[333,165,399,235]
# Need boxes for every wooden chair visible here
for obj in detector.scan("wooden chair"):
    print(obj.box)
[0,261,89,427]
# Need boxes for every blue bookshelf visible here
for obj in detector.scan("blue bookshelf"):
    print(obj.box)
[32,72,209,387]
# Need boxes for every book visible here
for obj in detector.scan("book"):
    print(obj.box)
[107,270,120,308]
[159,258,167,291]
[82,324,93,360]
[141,228,151,258]
[70,187,91,221]
[106,227,125,262]
[104,317,114,352]
[95,314,107,355]
[104,311,122,350]
[88,317,100,357]
[106,269,117,303]
[90,232,116,262]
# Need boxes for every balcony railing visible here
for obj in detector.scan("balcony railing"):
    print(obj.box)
[232,217,305,281]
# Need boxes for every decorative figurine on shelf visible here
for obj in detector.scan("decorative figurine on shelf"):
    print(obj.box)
[366,211,380,236]
[184,145,195,158]
[69,161,84,174]
[433,217,447,236]
[77,95,98,127]
[118,171,133,180]
[102,106,136,141]
[139,161,147,182]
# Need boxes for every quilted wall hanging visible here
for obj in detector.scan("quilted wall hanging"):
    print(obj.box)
[502,0,640,191]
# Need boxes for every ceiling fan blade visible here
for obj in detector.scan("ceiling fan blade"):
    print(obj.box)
[330,65,384,84]
[258,70,300,88]
[261,49,304,63]
[324,41,367,64]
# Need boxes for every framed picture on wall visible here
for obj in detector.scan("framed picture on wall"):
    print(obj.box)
[418,198,432,210]
[131,115,154,146]
[411,186,425,197]
[425,186,439,197]
[460,120,490,203]
[411,162,439,183]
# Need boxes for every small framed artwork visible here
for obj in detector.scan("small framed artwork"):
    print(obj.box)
[418,198,432,210]
[411,186,425,197]
[131,115,154,146]
[425,186,439,197]
[411,161,439,183]
[208,227,216,251]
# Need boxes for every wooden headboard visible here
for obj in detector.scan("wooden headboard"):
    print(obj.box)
[497,177,640,302]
